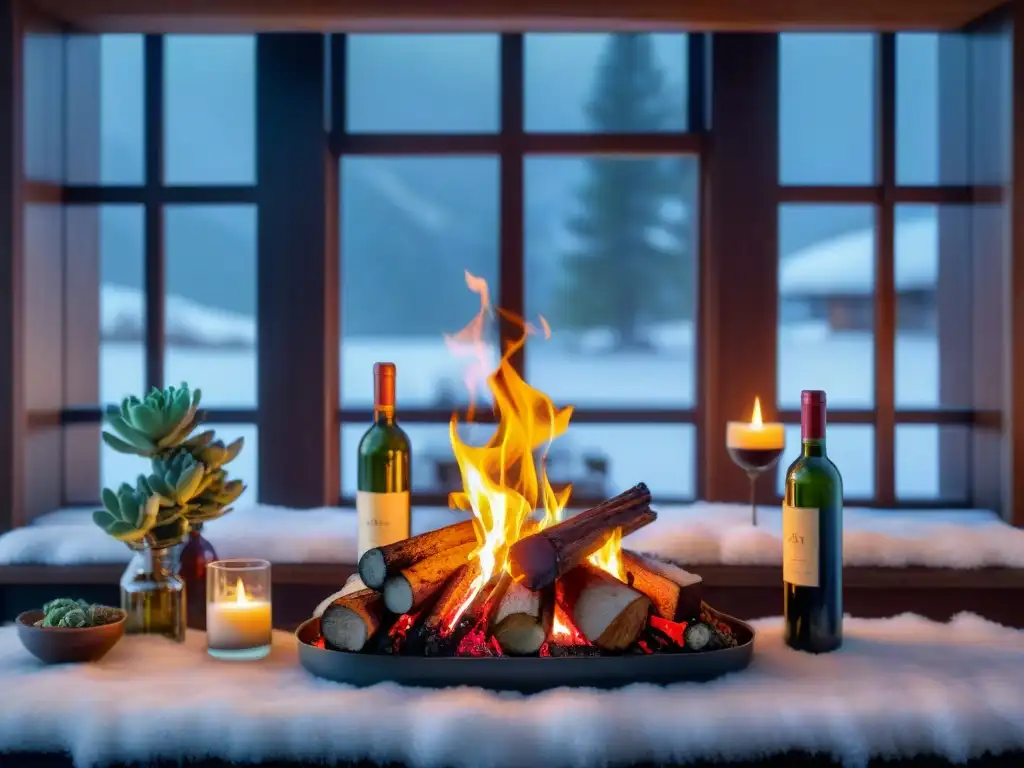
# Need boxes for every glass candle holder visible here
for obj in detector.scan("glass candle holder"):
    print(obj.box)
[206,559,272,660]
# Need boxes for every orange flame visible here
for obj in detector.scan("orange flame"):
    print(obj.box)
[443,272,577,628]
[586,527,626,582]
[443,272,630,628]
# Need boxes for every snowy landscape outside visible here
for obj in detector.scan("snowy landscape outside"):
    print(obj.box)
[37,31,977,510]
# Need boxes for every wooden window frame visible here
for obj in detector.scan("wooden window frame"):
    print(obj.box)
[0,18,1021,533]
[328,33,708,509]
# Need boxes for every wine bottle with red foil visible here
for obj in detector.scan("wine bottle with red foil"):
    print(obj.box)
[356,363,411,558]
[782,389,843,653]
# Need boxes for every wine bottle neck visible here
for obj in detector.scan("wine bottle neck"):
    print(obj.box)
[802,438,826,457]
[374,406,396,425]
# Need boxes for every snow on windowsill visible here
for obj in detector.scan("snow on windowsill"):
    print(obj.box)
[1,612,1023,767]
[0,503,1021,570]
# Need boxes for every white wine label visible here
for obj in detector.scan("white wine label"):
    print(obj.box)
[356,491,411,558]
[782,503,820,588]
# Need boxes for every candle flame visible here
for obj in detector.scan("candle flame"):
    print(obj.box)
[235,578,248,604]
[750,397,763,429]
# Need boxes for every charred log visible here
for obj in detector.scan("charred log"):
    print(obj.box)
[622,550,703,622]
[508,483,656,590]
[382,541,476,614]
[558,564,652,652]
[490,578,554,656]
[320,588,386,652]
[358,519,478,589]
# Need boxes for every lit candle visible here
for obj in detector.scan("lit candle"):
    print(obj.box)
[207,562,273,660]
[726,397,785,452]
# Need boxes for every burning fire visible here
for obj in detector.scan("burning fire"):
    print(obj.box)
[442,272,626,629]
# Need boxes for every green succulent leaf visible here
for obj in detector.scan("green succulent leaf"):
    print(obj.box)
[101,487,119,515]
[222,437,244,465]
[183,430,216,451]
[93,481,159,543]
[101,431,152,457]
[175,463,204,500]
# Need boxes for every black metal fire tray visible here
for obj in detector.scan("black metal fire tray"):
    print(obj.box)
[295,613,755,692]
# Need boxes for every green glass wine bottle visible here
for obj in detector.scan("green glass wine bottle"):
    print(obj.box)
[356,362,411,558]
[782,389,843,653]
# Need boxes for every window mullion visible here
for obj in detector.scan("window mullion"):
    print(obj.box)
[875,33,896,506]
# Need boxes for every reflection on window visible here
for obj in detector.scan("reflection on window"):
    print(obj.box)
[102,423,258,507]
[779,33,876,185]
[524,156,698,407]
[65,34,145,185]
[341,423,696,501]
[524,33,689,132]
[777,204,875,408]
[346,34,500,133]
[23,32,64,183]
[896,33,969,186]
[895,424,969,501]
[63,205,146,406]
[164,35,256,184]
[777,425,874,499]
[339,156,500,408]
[164,205,257,407]
[895,205,973,410]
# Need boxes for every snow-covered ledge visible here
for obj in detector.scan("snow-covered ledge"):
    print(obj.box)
[1,503,1023,569]
[1,612,1023,767]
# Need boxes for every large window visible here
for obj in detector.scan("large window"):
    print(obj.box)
[776,32,981,505]
[334,33,702,506]
[61,34,259,507]
[21,30,1002,522]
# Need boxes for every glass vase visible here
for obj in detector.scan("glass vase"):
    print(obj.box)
[120,542,186,642]
[180,525,218,630]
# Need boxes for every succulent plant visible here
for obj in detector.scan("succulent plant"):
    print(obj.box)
[92,482,160,543]
[143,452,206,507]
[102,384,204,458]
[94,382,246,549]
[189,470,247,523]
[188,436,244,472]
[36,598,120,628]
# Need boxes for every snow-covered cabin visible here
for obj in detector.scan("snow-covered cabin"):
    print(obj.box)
[779,214,938,333]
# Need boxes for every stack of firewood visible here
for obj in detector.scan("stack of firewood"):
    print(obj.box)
[319,483,709,657]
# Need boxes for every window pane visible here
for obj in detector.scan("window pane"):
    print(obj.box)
[66,34,144,185]
[102,423,258,507]
[896,33,969,186]
[346,34,499,133]
[63,205,146,407]
[778,205,875,408]
[339,156,499,408]
[896,424,969,501]
[164,35,255,184]
[895,205,973,409]
[524,156,698,407]
[165,205,257,407]
[342,423,695,501]
[524,33,688,133]
[23,31,63,183]
[779,33,876,185]
[777,425,875,499]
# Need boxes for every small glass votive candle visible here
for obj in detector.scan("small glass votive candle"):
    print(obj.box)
[206,559,272,660]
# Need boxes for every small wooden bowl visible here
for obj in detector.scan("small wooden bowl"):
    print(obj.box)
[16,609,127,664]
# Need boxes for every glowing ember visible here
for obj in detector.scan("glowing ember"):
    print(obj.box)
[650,616,687,647]
[442,272,577,629]
[550,603,590,646]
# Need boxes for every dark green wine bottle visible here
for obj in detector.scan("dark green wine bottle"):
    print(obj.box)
[356,362,411,558]
[782,389,843,653]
